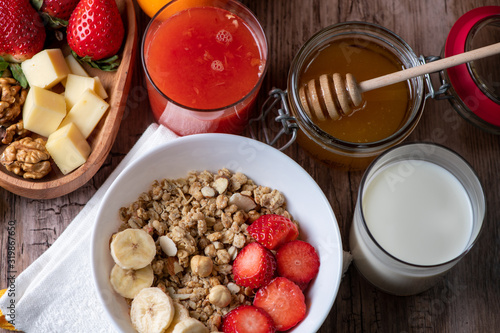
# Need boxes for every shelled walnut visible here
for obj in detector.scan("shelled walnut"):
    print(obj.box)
[1,120,30,144]
[0,77,28,126]
[0,137,52,179]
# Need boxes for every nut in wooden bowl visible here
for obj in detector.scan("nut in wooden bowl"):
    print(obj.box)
[0,0,137,199]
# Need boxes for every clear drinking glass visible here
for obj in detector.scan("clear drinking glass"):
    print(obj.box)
[349,143,485,295]
[142,0,269,136]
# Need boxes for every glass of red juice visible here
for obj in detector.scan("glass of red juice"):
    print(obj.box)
[141,0,269,136]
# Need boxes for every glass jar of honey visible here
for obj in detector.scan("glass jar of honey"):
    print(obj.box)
[275,22,426,170]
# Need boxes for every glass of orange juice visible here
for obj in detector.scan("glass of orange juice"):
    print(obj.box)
[141,0,269,135]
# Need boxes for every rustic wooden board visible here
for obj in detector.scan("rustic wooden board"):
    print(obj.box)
[1,0,500,332]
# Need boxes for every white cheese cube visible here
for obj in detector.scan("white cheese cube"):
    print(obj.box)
[61,55,89,87]
[46,123,91,175]
[93,76,108,99]
[65,54,89,77]
[59,89,109,138]
[21,49,70,89]
[23,86,67,137]
[64,74,97,110]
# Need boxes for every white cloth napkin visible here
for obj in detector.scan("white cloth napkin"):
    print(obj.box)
[0,123,177,333]
[0,123,351,333]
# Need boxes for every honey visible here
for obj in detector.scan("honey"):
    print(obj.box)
[299,38,411,143]
[286,22,425,170]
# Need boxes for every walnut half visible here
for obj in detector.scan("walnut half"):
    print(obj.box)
[0,77,27,126]
[1,137,52,179]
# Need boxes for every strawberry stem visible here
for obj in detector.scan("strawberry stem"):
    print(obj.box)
[8,64,28,89]
[0,57,9,74]
[71,52,121,72]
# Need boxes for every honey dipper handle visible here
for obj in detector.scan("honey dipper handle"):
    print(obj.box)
[358,42,500,93]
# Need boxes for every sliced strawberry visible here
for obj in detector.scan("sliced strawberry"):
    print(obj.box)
[276,240,320,286]
[222,305,276,333]
[247,214,299,250]
[233,242,276,289]
[253,277,306,331]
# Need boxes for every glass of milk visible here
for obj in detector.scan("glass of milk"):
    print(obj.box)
[349,143,485,295]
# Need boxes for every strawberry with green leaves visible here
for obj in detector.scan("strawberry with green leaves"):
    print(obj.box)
[0,0,46,63]
[0,0,45,87]
[31,0,79,27]
[67,0,125,71]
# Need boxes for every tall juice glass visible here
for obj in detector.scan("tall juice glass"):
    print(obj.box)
[142,0,269,136]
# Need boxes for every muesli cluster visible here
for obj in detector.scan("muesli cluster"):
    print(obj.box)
[109,168,293,332]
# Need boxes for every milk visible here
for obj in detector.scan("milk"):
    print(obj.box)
[350,159,475,295]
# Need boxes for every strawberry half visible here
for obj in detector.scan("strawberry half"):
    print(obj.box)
[276,240,320,287]
[0,0,46,63]
[253,277,306,331]
[232,242,276,289]
[247,214,299,250]
[222,305,276,333]
[66,0,124,70]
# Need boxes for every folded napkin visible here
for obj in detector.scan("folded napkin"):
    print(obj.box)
[0,123,177,333]
[0,123,351,333]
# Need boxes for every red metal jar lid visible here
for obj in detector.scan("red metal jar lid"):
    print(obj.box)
[445,6,500,126]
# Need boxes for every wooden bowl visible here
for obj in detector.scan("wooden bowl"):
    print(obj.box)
[0,0,138,199]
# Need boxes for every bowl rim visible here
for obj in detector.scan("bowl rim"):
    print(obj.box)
[90,133,343,332]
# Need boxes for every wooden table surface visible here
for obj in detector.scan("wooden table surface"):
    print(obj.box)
[2,0,500,332]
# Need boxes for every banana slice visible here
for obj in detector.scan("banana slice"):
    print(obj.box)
[109,264,154,299]
[110,229,156,269]
[171,318,209,333]
[165,303,190,333]
[130,287,175,333]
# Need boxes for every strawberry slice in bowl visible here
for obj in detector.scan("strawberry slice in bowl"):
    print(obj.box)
[253,277,307,331]
[233,242,277,289]
[222,305,276,333]
[276,240,320,290]
[247,214,299,250]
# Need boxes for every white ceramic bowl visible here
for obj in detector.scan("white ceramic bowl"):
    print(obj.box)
[91,133,343,332]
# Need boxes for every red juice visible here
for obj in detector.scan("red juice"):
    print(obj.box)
[143,5,267,135]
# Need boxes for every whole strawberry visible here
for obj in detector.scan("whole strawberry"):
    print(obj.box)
[0,0,46,63]
[31,0,79,22]
[67,0,124,70]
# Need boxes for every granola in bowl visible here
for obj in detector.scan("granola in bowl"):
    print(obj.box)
[109,168,295,332]
[91,134,343,333]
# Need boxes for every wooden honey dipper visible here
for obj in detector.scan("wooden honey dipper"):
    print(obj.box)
[299,42,500,121]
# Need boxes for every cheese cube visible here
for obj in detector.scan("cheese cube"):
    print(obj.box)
[59,89,109,138]
[61,55,89,87]
[93,76,108,99]
[46,123,91,175]
[65,54,89,77]
[21,49,70,89]
[23,86,67,137]
[64,74,97,110]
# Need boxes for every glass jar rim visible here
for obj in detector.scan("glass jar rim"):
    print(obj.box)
[357,142,486,268]
[287,21,425,152]
[444,6,500,127]
[141,0,270,113]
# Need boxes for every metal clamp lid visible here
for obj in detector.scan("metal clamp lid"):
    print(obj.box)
[249,88,299,151]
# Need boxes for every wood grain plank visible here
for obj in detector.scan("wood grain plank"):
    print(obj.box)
[2,0,500,332]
